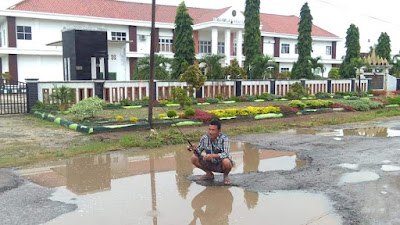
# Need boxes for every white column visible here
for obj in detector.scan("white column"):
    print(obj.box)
[212,28,218,55]
[225,29,231,65]
[237,30,243,66]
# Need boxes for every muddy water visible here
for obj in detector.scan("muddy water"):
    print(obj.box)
[281,127,400,137]
[17,142,342,225]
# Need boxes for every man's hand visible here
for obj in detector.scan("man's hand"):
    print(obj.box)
[187,145,196,152]
[203,154,213,161]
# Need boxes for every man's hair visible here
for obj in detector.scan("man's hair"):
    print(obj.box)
[210,120,221,130]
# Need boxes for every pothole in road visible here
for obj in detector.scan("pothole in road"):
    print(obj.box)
[281,127,400,137]
[338,171,380,185]
[14,142,339,224]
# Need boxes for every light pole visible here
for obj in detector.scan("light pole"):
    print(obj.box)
[148,0,156,129]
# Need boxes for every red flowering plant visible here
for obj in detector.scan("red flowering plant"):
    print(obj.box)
[276,105,299,115]
[188,109,215,122]
[373,91,387,96]
[198,98,207,103]
[370,98,389,105]
[328,103,355,111]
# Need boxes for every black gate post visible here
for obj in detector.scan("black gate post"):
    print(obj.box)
[25,78,39,113]
[327,79,332,93]
[94,80,104,99]
[235,80,242,97]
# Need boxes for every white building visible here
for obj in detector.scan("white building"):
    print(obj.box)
[0,0,341,82]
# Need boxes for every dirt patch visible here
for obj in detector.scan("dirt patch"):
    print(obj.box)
[0,115,91,154]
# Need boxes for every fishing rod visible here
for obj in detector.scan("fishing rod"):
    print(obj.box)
[158,105,200,157]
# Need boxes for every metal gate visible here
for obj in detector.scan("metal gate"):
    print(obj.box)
[0,79,27,115]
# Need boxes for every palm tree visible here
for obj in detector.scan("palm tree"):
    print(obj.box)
[250,55,277,79]
[198,54,225,80]
[134,54,172,80]
[309,56,325,77]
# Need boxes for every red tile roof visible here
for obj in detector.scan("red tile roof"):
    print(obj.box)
[260,13,337,38]
[10,0,337,38]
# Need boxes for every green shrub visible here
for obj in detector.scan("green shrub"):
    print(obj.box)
[285,82,308,100]
[184,108,196,117]
[120,98,131,106]
[289,100,306,109]
[190,97,198,105]
[228,96,240,102]
[32,100,59,111]
[242,95,257,101]
[216,93,225,101]
[337,99,383,111]
[167,110,177,118]
[206,97,219,104]
[344,91,358,97]
[171,87,192,108]
[388,96,400,104]
[315,92,332,99]
[334,91,345,97]
[70,96,106,122]
[305,100,333,109]
[259,93,277,101]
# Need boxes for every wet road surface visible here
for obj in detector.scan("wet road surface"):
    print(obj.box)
[2,118,400,224]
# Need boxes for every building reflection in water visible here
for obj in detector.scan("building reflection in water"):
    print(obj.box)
[66,154,111,195]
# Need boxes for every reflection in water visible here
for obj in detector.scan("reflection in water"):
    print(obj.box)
[244,190,259,210]
[243,147,260,173]
[174,148,193,199]
[16,142,341,225]
[66,154,111,195]
[189,187,233,225]
[282,127,400,137]
[20,142,305,197]
[343,127,388,137]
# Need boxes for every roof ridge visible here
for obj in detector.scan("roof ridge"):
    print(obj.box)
[114,0,227,11]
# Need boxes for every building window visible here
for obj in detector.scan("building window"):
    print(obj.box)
[17,26,32,40]
[233,42,237,56]
[199,41,211,54]
[326,46,332,55]
[281,68,290,72]
[281,43,289,54]
[218,42,225,54]
[159,38,173,52]
[295,44,298,54]
[111,32,126,41]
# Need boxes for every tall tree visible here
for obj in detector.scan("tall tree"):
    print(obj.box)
[244,0,261,73]
[134,54,171,80]
[250,55,277,79]
[375,32,391,60]
[292,3,313,79]
[172,2,195,79]
[339,24,360,78]
[199,54,225,80]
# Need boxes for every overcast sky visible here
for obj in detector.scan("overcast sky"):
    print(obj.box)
[3,0,399,59]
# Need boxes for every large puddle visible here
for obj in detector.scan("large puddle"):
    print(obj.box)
[17,142,342,225]
[281,127,400,137]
